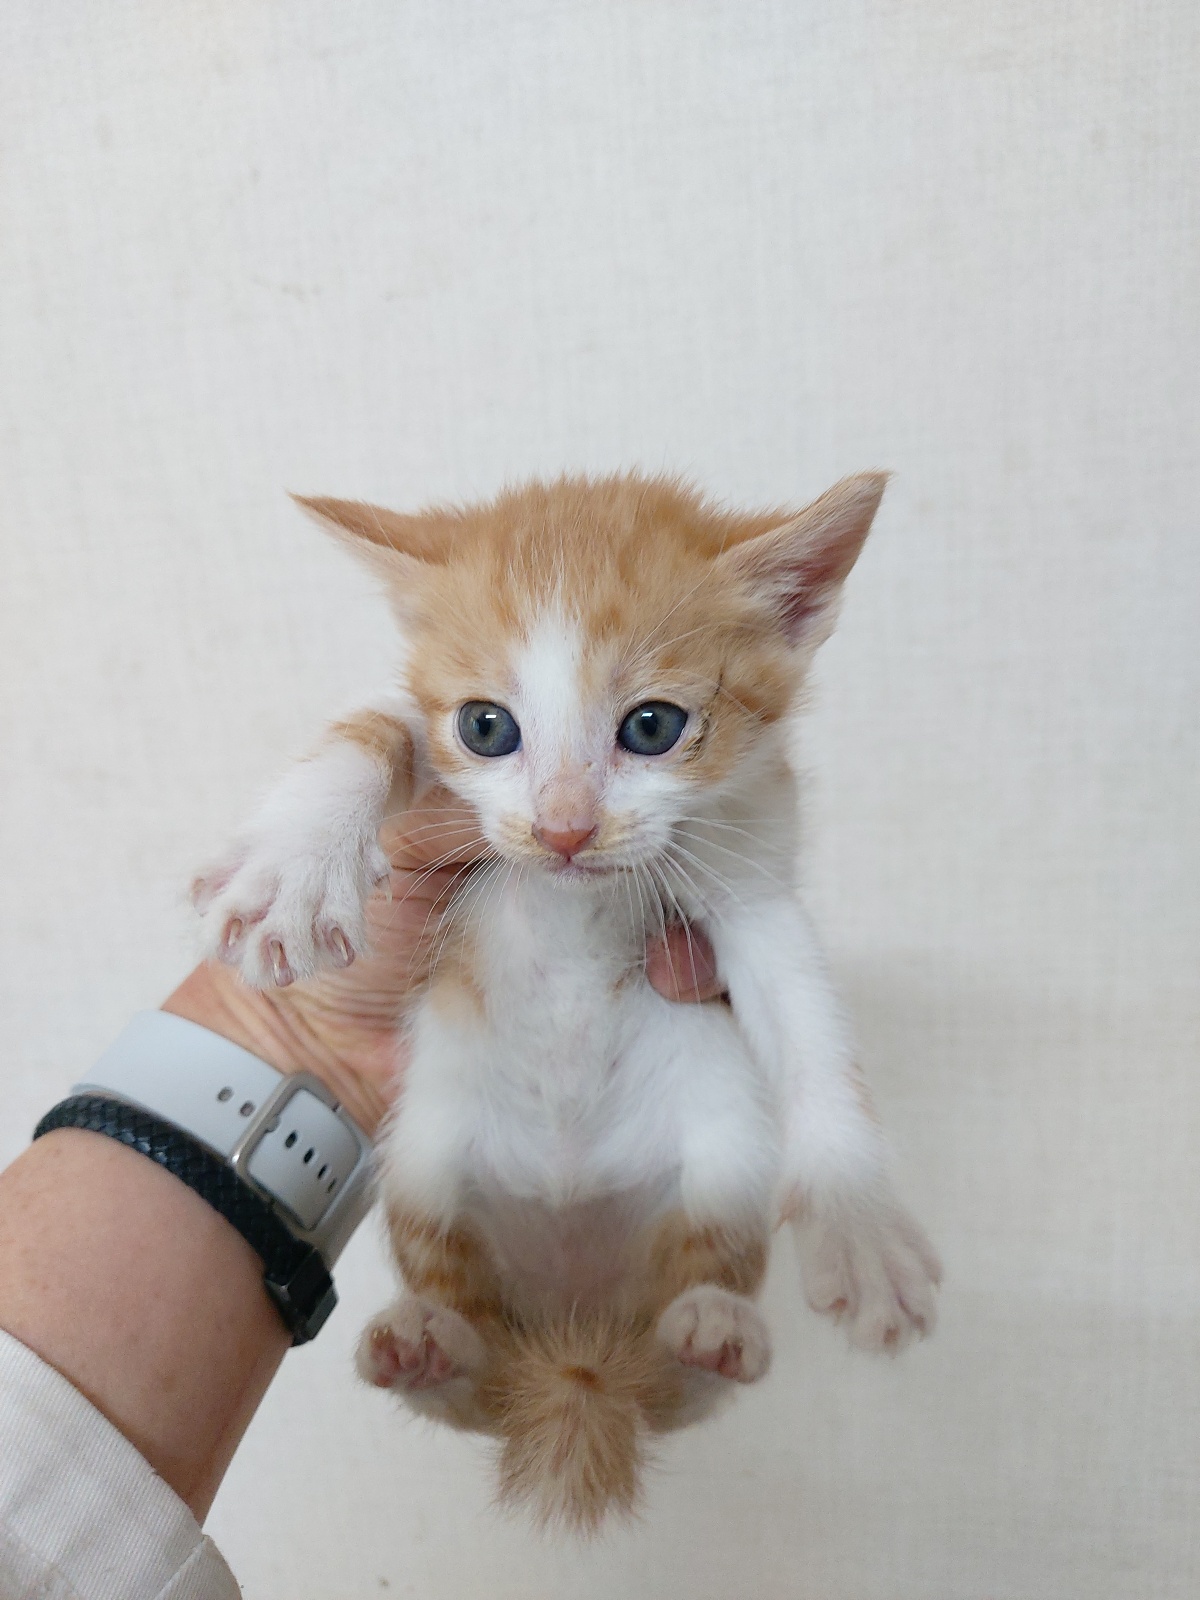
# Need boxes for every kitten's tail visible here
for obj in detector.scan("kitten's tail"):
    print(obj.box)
[485,1311,681,1531]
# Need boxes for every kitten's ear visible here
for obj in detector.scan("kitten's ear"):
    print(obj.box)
[718,472,888,649]
[291,494,454,578]
[291,495,459,626]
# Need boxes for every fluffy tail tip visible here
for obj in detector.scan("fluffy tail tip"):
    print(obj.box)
[488,1315,678,1533]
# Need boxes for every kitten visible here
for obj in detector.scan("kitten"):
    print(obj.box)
[194,472,940,1529]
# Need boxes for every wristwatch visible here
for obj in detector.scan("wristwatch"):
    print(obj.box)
[33,1011,376,1344]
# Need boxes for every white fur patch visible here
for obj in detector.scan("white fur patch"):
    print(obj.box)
[510,610,589,778]
[194,738,393,987]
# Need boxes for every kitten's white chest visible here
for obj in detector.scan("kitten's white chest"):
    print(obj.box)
[470,876,645,1156]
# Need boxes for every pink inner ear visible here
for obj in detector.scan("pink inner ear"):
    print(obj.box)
[727,472,887,643]
[734,532,859,644]
[776,571,836,641]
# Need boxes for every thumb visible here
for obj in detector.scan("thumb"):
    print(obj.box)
[645,923,725,1003]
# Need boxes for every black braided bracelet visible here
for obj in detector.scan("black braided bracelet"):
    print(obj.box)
[34,1094,337,1344]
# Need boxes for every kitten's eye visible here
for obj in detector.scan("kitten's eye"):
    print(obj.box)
[617,702,688,756]
[457,701,521,757]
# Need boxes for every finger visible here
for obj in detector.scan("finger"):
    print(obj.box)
[645,923,724,1003]
[362,864,466,959]
[392,863,468,907]
[383,786,488,872]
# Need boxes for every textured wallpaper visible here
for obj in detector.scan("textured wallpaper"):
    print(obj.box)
[1,3,1197,1595]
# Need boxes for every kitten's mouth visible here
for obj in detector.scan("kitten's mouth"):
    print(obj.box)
[545,857,615,880]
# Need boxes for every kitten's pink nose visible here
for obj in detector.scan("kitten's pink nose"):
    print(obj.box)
[532,822,598,860]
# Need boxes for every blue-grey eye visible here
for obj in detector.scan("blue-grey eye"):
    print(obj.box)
[457,701,521,757]
[617,701,688,756]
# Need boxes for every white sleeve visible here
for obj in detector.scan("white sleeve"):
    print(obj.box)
[0,1329,240,1600]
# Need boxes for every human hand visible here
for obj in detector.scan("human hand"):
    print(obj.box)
[167,788,723,1137]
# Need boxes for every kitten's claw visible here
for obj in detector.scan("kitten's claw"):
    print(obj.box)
[191,874,224,916]
[656,1285,771,1383]
[194,826,388,990]
[357,1298,486,1392]
[267,939,294,987]
[792,1199,941,1353]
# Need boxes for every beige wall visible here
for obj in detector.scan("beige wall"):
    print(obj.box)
[1,3,1196,1595]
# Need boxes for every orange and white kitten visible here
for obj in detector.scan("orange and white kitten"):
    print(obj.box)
[194,472,940,1529]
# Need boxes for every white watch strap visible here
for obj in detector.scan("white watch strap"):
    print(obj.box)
[74,1011,375,1264]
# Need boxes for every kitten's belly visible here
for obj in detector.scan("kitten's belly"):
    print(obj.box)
[464,992,688,1312]
[385,875,778,1311]
[467,1181,678,1312]
[389,968,776,1313]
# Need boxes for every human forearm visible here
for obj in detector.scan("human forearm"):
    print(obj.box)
[0,1123,287,1521]
[0,972,316,1522]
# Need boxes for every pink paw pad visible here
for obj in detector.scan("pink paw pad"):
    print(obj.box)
[678,1337,753,1380]
[363,1323,460,1392]
[656,1286,771,1384]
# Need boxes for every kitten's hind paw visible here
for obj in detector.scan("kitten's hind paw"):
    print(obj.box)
[656,1285,771,1383]
[793,1200,941,1354]
[357,1297,486,1392]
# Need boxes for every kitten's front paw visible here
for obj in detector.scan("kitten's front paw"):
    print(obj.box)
[656,1285,771,1382]
[193,819,389,989]
[793,1200,941,1354]
[357,1297,486,1392]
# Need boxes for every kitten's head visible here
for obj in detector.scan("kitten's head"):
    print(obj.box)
[299,472,884,880]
